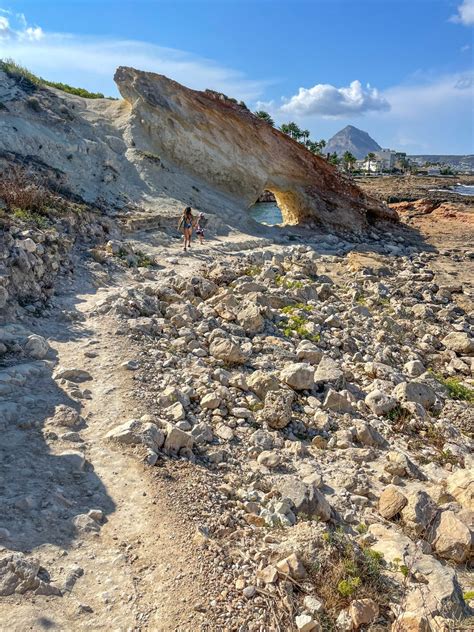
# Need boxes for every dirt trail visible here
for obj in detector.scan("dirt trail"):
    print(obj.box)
[0,266,210,631]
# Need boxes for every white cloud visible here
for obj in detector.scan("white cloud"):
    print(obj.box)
[383,71,473,119]
[22,26,44,42]
[0,10,270,100]
[0,15,11,38]
[450,0,474,25]
[0,8,43,41]
[277,80,390,118]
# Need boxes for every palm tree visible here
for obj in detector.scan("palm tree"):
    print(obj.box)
[365,152,376,173]
[343,151,356,173]
[254,110,274,126]
[288,122,303,141]
[302,129,310,145]
[306,139,326,156]
[281,121,303,142]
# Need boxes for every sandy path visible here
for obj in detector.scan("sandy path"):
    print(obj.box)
[0,268,210,631]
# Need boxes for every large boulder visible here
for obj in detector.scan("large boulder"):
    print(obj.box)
[209,338,250,364]
[430,510,472,563]
[273,475,331,521]
[280,363,314,391]
[442,332,474,356]
[378,485,408,519]
[392,381,437,410]
[114,66,394,231]
[260,389,294,429]
[247,370,280,400]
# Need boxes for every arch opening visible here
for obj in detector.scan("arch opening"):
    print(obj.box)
[249,189,283,226]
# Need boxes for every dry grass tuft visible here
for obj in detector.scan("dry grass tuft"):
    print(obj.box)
[0,167,57,213]
[305,528,396,627]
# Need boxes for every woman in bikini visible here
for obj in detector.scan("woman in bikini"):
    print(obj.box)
[178,207,194,252]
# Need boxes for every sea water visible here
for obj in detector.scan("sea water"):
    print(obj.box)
[429,184,474,197]
[249,202,283,225]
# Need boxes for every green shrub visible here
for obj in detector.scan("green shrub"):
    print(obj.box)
[135,251,155,268]
[337,577,361,597]
[385,405,410,423]
[434,374,474,402]
[11,208,50,228]
[275,274,304,289]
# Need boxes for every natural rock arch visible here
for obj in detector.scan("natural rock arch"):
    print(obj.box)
[115,67,398,232]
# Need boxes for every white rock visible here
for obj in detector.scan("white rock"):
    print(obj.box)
[163,423,194,454]
[365,389,397,415]
[280,363,314,390]
[200,393,221,409]
[393,381,436,410]
[442,331,474,355]
[404,360,425,377]
[295,614,319,631]
[24,334,50,359]
[257,451,280,468]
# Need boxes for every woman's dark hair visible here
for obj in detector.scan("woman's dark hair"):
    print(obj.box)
[184,206,192,214]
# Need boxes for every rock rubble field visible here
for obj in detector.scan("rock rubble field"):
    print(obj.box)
[1,220,472,630]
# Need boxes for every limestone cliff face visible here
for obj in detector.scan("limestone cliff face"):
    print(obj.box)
[115,66,397,229]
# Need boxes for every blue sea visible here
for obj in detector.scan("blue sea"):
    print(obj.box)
[249,202,283,225]
[429,184,474,197]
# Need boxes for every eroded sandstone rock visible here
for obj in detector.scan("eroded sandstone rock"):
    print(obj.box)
[114,66,397,230]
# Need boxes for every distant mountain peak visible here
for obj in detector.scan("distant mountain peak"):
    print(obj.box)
[326,125,381,159]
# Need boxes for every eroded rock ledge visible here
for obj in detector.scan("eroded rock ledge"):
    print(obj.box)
[115,66,397,230]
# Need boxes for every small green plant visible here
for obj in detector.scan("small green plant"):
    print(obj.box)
[248,401,263,413]
[362,548,384,579]
[337,577,361,597]
[11,208,50,228]
[385,404,409,423]
[356,523,368,534]
[135,251,155,268]
[243,265,262,277]
[389,558,410,578]
[281,303,312,315]
[433,374,474,402]
[463,591,474,601]
[278,313,320,342]
[275,274,304,289]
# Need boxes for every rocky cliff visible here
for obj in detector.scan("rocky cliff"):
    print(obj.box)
[115,67,396,229]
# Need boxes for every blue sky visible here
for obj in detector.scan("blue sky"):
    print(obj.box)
[1,0,473,153]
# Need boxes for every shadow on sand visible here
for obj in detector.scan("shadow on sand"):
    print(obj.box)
[0,266,115,554]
